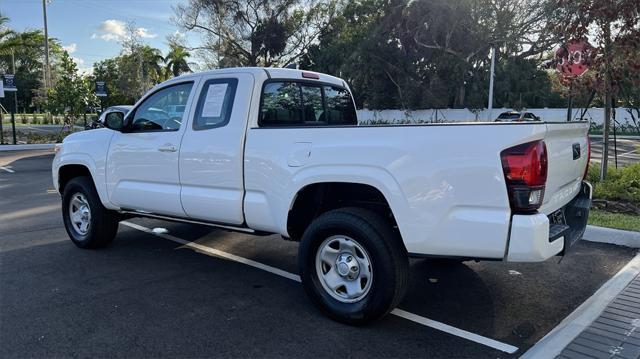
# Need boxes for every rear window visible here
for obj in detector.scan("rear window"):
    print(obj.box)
[498,113,521,120]
[259,81,357,127]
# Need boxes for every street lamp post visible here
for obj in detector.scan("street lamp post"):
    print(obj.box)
[487,43,496,121]
[42,0,51,91]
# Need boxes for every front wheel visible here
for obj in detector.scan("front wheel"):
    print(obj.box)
[298,207,409,325]
[62,176,119,249]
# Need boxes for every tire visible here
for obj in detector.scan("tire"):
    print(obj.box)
[298,207,409,325]
[62,176,119,249]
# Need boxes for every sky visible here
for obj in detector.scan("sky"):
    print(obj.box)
[1,0,199,73]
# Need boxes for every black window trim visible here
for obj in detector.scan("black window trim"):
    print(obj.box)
[257,78,355,128]
[192,77,239,131]
[124,81,195,133]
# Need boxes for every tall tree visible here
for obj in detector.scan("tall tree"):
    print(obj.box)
[0,13,57,112]
[46,51,96,127]
[174,0,338,67]
[550,0,640,178]
[304,0,562,110]
[165,41,191,78]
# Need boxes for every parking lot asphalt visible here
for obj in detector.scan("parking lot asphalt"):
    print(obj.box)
[1,150,638,358]
[589,136,639,167]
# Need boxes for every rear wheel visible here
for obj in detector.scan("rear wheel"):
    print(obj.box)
[298,207,409,325]
[62,176,119,249]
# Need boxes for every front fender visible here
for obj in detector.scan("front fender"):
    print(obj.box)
[53,151,116,210]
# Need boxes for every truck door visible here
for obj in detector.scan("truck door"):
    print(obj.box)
[106,80,197,217]
[179,73,254,225]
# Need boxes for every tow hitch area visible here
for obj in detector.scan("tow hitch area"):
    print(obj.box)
[550,182,592,256]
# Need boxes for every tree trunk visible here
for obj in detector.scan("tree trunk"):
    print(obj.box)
[456,80,466,108]
[600,22,612,182]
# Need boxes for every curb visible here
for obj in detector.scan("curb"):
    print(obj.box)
[0,144,56,151]
[583,225,640,248]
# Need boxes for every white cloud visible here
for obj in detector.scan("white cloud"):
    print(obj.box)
[91,19,157,42]
[62,43,77,54]
[135,27,157,39]
[95,19,126,41]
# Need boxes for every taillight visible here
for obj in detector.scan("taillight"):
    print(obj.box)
[583,135,591,180]
[501,140,548,213]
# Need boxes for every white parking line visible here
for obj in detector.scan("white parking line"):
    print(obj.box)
[0,166,15,173]
[121,220,519,354]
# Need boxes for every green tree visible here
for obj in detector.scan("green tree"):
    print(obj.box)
[46,51,96,127]
[304,0,562,111]
[165,42,191,78]
[174,0,338,67]
[0,12,54,113]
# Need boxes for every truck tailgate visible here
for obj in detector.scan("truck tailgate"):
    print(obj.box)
[539,122,590,215]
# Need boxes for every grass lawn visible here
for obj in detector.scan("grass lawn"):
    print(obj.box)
[589,209,640,232]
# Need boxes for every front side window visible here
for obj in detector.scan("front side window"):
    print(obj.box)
[259,81,357,127]
[129,82,193,132]
[193,78,238,130]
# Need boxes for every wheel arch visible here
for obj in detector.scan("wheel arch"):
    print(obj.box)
[56,160,112,209]
[286,181,403,242]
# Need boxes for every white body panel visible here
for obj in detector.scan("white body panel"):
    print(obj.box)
[179,72,255,224]
[243,124,547,257]
[105,78,200,217]
[539,123,589,215]
[53,67,590,262]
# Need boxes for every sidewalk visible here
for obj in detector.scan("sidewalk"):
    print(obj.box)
[0,143,56,151]
[523,252,640,359]
[557,273,640,358]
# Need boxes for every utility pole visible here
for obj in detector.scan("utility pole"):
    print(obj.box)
[42,0,51,91]
[487,43,496,121]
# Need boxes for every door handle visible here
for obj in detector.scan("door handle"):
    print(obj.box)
[158,144,178,152]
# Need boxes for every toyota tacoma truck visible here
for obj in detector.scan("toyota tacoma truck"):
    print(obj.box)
[52,67,591,324]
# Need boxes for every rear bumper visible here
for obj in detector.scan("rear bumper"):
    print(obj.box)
[506,181,592,262]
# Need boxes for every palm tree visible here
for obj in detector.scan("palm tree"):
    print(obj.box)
[135,45,165,94]
[0,12,44,55]
[165,43,191,78]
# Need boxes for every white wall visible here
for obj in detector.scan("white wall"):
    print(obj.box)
[356,107,637,126]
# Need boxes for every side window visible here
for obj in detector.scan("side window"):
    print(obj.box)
[259,82,302,126]
[129,82,193,132]
[301,85,324,124]
[323,86,357,125]
[193,78,238,130]
[258,81,357,127]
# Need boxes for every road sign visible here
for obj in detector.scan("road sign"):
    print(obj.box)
[95,81,107,97]
[554,40,595,77]
[3,74,17,92]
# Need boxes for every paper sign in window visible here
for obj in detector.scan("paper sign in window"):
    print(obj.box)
[201,83,228,117]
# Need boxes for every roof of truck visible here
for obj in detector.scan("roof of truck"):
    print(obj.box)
[172,67,347,88]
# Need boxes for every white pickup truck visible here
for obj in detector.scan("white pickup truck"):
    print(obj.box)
[52,67,591,324]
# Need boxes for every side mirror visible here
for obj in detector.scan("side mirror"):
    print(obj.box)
[104,111,125,131]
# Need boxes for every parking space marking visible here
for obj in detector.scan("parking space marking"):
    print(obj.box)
[0,166,15,173]
[521,253,640,358]
[121,220,519,354]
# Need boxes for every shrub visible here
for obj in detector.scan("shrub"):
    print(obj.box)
[587,163,640,205]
